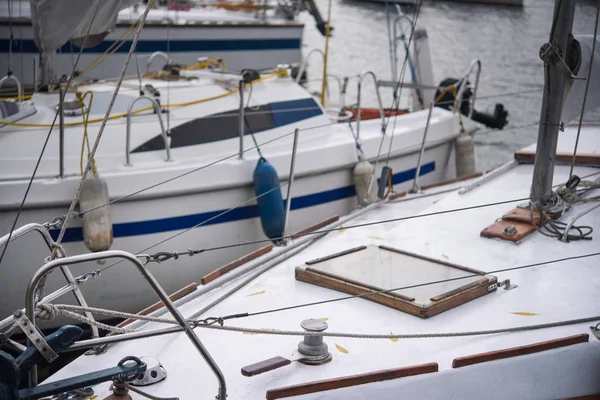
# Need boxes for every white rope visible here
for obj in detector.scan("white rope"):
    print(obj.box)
[198,315,600,339]
[37,304,180,329]
[35,304,135,334]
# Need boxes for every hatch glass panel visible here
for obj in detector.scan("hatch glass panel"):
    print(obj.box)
[295,245,497,318]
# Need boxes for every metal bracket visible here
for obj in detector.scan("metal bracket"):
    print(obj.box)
[13,310,58,363]
[590,323,600,341]
[590,323,600,340]
[539,42,585,80]
[498,279,518,291]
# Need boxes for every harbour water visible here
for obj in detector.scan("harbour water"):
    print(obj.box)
[300,0,599,171]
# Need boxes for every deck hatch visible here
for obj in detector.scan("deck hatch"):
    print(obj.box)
[295,245,497,318]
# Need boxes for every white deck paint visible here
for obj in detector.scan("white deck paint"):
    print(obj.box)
[45,124,600,398]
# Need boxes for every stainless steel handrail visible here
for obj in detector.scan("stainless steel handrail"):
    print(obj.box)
[410,103,435,193]
[392,11,415,82]
[0,73,23,100]
[295,48,325,85]
[146,51,171,73]
[0,224,99,339]
[25,250,227,400]
[282,128,300,243]
[356,71,385,139]
[125,96,171,166]
[455,59,482,118]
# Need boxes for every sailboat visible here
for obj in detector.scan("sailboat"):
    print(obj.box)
[0,0,335,84]
[0,1,501,323]
[0,0,598,398]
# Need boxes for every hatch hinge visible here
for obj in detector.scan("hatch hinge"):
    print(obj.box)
[590,323,600,341]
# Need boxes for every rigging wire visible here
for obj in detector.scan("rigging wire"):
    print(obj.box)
[75,121,335,218]
[141,186,598,261]
[7,0,13,75]
[71,117,535,229]
[362,0,423,198]
[0,1,103,266]
[569,3,599,179]
[52,0,157,252]
[243,82,265,158]
[383,0,424,167]
[97,178,291,274]
[209,251,600,322]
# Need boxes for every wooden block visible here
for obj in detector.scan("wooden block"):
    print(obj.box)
[291,215,340,239]
[388,191,407,201]
[266,362,438,399]
[452,334,589,368]
[200,244,272,285]
[480,219,538,243]
[117,282,197,328]
[241,356,291,377]
[502,207,543,225]
[515,150,600,166]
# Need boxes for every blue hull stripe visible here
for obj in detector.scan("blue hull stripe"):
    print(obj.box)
[0,38,301,54]
[50,162,435,243]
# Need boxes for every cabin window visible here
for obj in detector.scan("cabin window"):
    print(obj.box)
[295,245,498,318]
[132,97,322,152]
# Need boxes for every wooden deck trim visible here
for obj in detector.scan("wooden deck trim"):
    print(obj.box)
[265,362,439,399]
[514,150,600,166]
[291,215,340,239]
[117,282,198,328]
[452,334,589,368]
[200,245,273,285]
[420,172,483,190]
[388,191,407,201]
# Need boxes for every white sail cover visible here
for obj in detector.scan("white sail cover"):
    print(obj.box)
[30,0,141,80]
[562,35,600,122]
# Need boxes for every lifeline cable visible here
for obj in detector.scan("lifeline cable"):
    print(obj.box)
[0,1,103,265]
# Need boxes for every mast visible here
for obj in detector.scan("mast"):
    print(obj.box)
[530,0,577,203]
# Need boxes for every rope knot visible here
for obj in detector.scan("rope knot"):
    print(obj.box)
[36,304,59,320]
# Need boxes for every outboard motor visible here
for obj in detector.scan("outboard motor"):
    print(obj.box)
[435,77,509,130]
[302,0,334,37]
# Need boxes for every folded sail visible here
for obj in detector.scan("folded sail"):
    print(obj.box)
[30,0,141,82]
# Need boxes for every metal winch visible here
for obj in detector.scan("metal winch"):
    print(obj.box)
[297,319,332,365]
[240,318,332,377]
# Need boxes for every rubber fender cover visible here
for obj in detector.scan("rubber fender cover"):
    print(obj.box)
[253,157,285,242]
[79,176,114,252]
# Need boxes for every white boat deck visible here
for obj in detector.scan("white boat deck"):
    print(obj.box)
[46,123,600,399]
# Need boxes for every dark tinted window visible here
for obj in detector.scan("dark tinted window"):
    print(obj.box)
[132,97,322,152]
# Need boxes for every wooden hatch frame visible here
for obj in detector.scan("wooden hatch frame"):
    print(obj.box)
[295,245,497,319]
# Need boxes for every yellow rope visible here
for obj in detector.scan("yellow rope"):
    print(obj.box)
[77,91,98,177]
[434,84,457,104]
[183,57,226,72]
[0,73,278,128]
[0,95,32,101]
[76,18,141,77]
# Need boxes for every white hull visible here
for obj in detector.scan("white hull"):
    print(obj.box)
[0,141,453,322]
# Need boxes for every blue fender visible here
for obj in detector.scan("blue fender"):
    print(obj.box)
[253,157,285,242]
